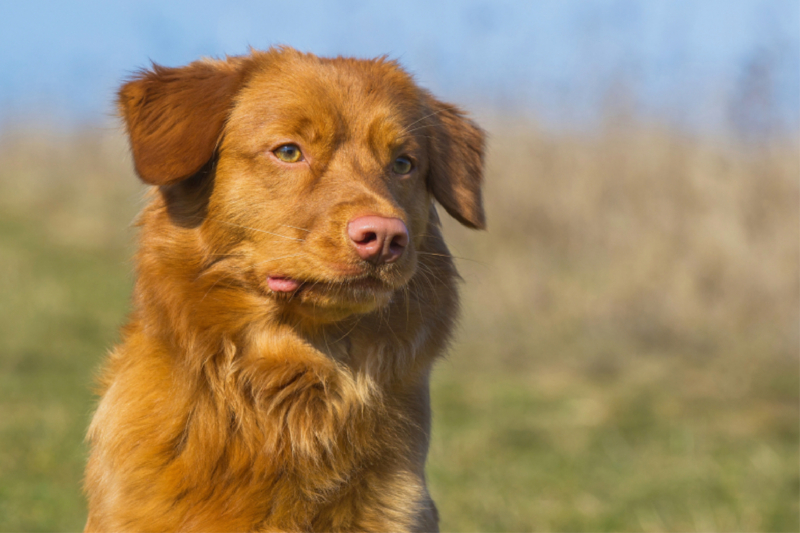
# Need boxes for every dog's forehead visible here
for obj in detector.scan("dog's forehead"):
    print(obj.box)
[230,53,424,140]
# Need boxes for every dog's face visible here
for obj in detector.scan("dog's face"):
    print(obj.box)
[119,49,485,324]
[218,57,434,320]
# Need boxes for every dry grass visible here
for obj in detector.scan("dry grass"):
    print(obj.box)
[449,119,798,368]
[0,120,797,531]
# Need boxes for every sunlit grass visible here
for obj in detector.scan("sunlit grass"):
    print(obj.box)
[0,213,132,531]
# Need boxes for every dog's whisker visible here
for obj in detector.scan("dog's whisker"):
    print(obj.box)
[379,304,401,347]
[414,262,443,297]
[402,284,410,325]
[402,108,446,132]
[252,253,307,267]
[204,217,305,242]
[279,224,311,233]
[200,275,232,302]
[394,133,437,143]
[416,251,486,265]
[333,314,364,345]
[398,128,434,139]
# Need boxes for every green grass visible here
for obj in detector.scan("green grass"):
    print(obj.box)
[0,126,797,531]
[428,356,798,531]
[0,213,132,531]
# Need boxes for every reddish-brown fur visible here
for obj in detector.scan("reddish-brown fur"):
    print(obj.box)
[84,47,485,532]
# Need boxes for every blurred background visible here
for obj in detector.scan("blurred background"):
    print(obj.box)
[0,1,797,531]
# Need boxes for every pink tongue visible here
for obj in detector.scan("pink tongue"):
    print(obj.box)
[268,276,301,292]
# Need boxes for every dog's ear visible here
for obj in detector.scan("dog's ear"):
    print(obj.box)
[118,57,253,185]
[424,95,486,230]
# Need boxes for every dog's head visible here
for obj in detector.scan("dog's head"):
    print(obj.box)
[119,48,485,324]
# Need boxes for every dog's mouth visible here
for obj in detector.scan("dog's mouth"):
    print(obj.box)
[267,274,392,297]
[267,275,395,303]
[261,254,417,321]
[263,269,405,322]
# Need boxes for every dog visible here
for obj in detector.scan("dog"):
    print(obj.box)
[84,47,485,532]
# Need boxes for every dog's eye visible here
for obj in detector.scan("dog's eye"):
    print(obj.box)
[274,144,303,163]
[392,156,413,175]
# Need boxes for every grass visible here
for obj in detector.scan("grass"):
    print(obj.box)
[0,214,131,530]
[0,122,797,531]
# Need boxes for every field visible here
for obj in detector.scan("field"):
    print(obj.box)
[0,121,797,531]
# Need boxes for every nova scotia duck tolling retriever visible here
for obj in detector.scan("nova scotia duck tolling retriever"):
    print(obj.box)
[84,47,485,532]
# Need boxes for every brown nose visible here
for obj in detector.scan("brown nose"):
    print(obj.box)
[347,216,409,265]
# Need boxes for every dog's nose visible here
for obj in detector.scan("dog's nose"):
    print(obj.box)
[347,216,409,265]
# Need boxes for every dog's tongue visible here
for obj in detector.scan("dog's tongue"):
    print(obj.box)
[268,276,301,292]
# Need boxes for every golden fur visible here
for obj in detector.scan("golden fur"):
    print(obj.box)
[84,47,485,532]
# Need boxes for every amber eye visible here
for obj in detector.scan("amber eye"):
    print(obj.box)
[274,144,303,163]
[392,155,413,175]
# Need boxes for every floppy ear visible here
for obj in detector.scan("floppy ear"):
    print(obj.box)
[118,57,253,185]
[424,95,486,229]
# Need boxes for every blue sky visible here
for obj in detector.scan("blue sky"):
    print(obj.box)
[1,0,797,133]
